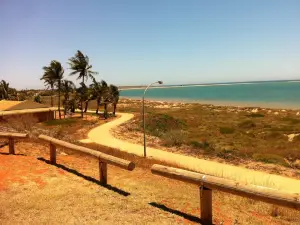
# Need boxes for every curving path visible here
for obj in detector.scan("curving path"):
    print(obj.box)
[81,112,300,194]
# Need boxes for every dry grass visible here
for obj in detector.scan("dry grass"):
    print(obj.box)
[116,99,300,171]
[1,107,300,224]
[0,141,299,224]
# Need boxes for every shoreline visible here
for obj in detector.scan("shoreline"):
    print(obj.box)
[119,80,300,91]
[120,96,300,110]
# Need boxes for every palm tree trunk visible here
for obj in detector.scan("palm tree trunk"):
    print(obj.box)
[51,86,54,107]
[58,81,61,119]
[113,103,116,116]
[63,97,67,119]
[81,76,84,118]
[104,103,108,119]
[96,98,100,114]
[84,101,89,113]
[81,100,84,117]
[63,100,66,119]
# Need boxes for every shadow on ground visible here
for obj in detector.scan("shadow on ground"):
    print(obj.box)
[149,202,207,224]
[37,157,130,197]
[0,152,26,156]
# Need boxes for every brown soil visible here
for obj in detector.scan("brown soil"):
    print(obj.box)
[0,141,299,224]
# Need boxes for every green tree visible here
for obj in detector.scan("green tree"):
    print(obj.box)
[90,78,108,114]
[41,60,64,119]
[109,84,120,116]
[68,50,98,117]
[33,94,42,103]
[0,80,10,100]
[41,78,55,106]
[75,82,89,116]
[101,84,119,119]
[61,80,75,118]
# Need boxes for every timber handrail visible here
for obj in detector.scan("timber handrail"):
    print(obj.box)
[38,134,135,184]
[0,132,29,154]
[151,164,300,224]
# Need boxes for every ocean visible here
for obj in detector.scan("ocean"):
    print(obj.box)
[120,81,300,109]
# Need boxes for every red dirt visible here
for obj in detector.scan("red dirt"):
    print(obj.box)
[1,141,299,224]
[0,154,67,191]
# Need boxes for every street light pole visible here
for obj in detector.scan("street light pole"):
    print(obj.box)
[143,81,163,157]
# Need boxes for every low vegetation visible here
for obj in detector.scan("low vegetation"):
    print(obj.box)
[116,99,300,171]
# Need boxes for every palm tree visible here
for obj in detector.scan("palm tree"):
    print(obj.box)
[109,84,120,116]
[90,78,108,114]
[75,82,89,117]
[101,84,119,119]
[102,84,111,119]
[68,50,98,117]
[42,79,55,106]
[41,60,64,119]
[0,80,9,100]
[61,80,75,118]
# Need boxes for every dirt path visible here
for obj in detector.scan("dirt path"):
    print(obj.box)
[81,112,300,194]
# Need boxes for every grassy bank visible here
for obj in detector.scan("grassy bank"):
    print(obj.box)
[115,99,300,172]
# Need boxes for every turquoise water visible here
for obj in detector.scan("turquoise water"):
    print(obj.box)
[120,81,300,108]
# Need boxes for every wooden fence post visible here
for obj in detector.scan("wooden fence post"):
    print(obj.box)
[8,138,15,155]
[50,143,56,164]
[200,186,213,225]
[99,160,107,184]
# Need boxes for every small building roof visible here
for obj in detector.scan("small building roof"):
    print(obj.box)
[0,100,50,111]
[0,107,56,116]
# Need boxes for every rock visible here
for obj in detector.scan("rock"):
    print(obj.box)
[251,108,258,113]
[297,112,300,116]
[285,133,300,142]
[60,151,68,156]
[281,110,286,112]
[268,110,272,113]
[274,112,279,115]
[293,160,300,169]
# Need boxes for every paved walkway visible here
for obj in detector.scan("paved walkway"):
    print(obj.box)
[81,112,300,194]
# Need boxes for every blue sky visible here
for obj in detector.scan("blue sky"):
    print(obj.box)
[0,0,299,89]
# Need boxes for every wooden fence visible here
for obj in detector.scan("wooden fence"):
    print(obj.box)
[0,132,29,154]
[38,135,135,184]
[151,164,300,225]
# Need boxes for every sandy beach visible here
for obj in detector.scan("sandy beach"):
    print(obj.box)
[120,96,300,110]
[119,80,300,91]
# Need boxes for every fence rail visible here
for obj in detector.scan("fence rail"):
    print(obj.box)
[38,135,135,184]
[0,132,29,154]
[151,164,300,225]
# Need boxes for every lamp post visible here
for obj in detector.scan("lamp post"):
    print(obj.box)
[142,81,163,157]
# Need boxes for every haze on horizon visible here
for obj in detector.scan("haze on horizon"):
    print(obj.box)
[0,0,299,89]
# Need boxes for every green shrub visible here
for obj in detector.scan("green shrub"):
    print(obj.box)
[189,140,210,149]
[246,113,264,118]
[162,130,186,147]
[33,94,42,103]
[252,153,288,166]
[219,127,235,134]
[238,120,256,129]
[281,117,300,124]
[143,113,186,137]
